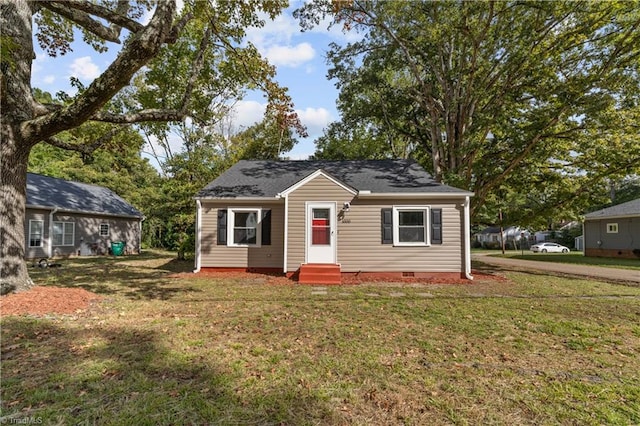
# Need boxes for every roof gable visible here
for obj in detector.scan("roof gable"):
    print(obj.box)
[584,198,640,220]
[278,169,357,197]
[197,159,472,199]
[27,173,142,218]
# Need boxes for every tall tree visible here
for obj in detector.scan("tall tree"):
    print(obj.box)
[1,0,302,294]
[296,0,640,220]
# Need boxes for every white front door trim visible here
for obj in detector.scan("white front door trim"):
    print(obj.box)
[305,202,337,264]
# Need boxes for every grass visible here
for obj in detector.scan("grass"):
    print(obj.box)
[494,251,640,270]
[2,251,640,425]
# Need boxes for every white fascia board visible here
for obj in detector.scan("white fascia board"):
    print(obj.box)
[26,204,142,220]
[584,214,639,221]
[357,191,474,199]
[278,170,357,197]
[195,197,282,202]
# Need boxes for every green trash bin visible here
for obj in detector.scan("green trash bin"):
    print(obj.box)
[111,241,125,256]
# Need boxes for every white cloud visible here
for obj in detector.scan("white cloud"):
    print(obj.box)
[264,42,315,67]
[246,12,299,47]
[69,56,100,80]
[43,75,55,84]
[233,100,267,128]
[296,107,332,136]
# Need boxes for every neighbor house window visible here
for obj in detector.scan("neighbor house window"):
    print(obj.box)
[393,207,429,246]
[29,220,44,247]
[100,223,109,236]
[606,223,618,233]
[228,208,261,247]
[53,222,75,246]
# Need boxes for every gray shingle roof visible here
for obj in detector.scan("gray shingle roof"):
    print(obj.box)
[197,159,472,198]
[584,198,640,219]
[27,173,143,218]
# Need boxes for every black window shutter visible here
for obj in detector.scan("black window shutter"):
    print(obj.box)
[381,208,393,244]
[217,209,227,245]
[431,208,443,244]
[261,209,271,245]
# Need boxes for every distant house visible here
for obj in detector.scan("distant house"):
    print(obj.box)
[25,173,143,259]
[194,160,475,284]
[583,198,640,259]
[476,226,529,249]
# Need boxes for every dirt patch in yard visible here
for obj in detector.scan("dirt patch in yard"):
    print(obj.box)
[1,286,101,317]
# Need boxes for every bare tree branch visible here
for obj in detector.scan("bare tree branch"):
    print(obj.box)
[91,109,187,124]
[44,126,123,154]
[22,1,178,145]
[39,2,123,43]
[44,0,144,35]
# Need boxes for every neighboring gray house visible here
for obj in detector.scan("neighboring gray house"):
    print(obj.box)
[25,173,143,259]
[583,198,640,259]
[476,226,530,249]
[194,160,474,284]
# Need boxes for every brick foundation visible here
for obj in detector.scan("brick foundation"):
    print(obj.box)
[584,248,640,259]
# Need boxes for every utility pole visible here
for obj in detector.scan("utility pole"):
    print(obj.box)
[499,209,505,255]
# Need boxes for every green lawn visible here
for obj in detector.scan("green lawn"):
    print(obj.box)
[495,252,640,271]
[2,252,640,425]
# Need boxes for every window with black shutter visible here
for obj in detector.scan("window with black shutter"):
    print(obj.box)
[431,208,443,244]
[217,209,227,245]
[261,209,271,245]
[381,208,393,244]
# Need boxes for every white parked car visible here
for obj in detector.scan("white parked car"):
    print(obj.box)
[530,242,570,253]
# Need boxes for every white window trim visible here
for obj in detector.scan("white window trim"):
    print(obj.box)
[606,223,618,234]
[29,220,44,248]
[52,221,75,246]
[227,207,262,247]
[100,223,110,237]
[392,206,430,247]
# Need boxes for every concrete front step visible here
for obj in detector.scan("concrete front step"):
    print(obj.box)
[298,264,341,285]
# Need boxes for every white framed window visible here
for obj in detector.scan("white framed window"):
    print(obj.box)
[393,206,430,246]
[100,223,110,236]
[29,220,44,247]
[606,223,618,233]
[53,222,75,246]
[228,208,261,247]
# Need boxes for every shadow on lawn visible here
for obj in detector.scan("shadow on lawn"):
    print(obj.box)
[28,252,202,301]
[0,318,335,424]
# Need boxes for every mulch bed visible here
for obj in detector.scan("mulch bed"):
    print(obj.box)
[1,287,101,317]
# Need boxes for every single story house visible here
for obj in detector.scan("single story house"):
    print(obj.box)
[194,160,474,284]
[583,198,640,259]
[475,226,530,248]
[25,173,143,259]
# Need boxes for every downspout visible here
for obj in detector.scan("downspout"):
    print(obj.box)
[464,196,474,280]
[48,208,58,258]
[282,194,288,274]
[139,216,145,254]
[194,200,202,273]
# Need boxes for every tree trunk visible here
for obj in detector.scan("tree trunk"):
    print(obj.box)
[1,0,37,294]
[0,139,33,295]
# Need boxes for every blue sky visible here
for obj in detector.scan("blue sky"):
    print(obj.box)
[30,1,361,160]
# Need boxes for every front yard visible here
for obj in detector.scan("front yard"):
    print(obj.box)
[495,251,640,271]
[1,252,639,425]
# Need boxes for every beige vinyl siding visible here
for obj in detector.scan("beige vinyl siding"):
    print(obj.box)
[286,174,356,271]
[200,201,284,269]
[336,199,464,273]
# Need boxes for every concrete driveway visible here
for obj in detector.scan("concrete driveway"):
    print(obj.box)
[472,252,640,285]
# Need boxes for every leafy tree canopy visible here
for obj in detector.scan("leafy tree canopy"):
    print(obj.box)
[296,0,640,226]
[1,0,303,294]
